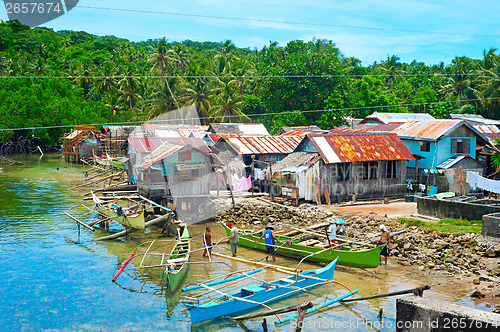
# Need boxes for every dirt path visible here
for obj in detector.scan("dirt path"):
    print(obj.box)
[320,201,417,219]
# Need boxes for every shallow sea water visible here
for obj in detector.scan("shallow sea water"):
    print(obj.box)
[0,154,495,331]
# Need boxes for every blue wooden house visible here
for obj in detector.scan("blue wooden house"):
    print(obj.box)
[391,119,490,171]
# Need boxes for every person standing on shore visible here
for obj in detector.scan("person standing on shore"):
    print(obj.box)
[336,218,345,236]
[255,226,280,263]
[202,226,212,258]
[327,217,337,248]
[226,223,239,257]
[377,225,390,266]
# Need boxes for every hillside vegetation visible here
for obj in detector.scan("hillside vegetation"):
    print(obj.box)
[1,20,500,145]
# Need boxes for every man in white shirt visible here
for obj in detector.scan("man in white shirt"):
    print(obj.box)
[327,217,336,248]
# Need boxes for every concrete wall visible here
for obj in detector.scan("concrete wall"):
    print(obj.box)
[417,197,500,221]
[482,213,500,238]
[396,295,500,331]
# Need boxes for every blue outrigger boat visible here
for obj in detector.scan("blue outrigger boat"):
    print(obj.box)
[185,258,338,323]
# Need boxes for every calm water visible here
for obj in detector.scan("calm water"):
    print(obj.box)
[0,154,493,331]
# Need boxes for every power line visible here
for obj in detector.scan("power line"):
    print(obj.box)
[1,97,497,132]
[0,0,496,39]
[0,72,491,80]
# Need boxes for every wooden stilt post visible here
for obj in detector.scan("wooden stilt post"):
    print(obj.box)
[295,302,314,332]
[262,318,268,332]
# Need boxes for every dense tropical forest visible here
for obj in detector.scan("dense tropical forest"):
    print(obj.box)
[1,20,499,146]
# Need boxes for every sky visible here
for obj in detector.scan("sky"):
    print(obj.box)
[1,0,499,65]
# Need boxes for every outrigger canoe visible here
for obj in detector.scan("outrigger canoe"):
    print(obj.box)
[163,224,190,291]
[220,221,384,268]
[185,258,338,323]
[92,192,146,229]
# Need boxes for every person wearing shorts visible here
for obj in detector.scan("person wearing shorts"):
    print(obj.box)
[256,226,279,263]
[202,226,212,258]
[226,223,239,257]
[377,224,391,266]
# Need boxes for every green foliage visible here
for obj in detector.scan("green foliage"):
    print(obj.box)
[397,217,481,234]
[398,218,424,226]
[319,91,347,129]
[1,20,500,147]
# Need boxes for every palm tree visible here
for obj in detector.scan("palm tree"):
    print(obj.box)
[209,81,249,123]
[477,50,500,117]
[148,38,179,110]
[440,57,481,110]
[118,66,142,110]
[180,77,212,124]
[103,90,121,122]
[96,62,117,93]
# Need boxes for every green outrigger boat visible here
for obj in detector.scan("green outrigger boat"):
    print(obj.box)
[162,224,190,291]
[220,221,384,268]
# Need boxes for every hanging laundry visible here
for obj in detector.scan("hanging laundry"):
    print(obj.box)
[468,172,500,194]
[232,175,252,191]
[406,179,413,191]
[419,183,426,192]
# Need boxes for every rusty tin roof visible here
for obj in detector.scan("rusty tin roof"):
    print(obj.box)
[128,137,209,153]
[307,132,414,163]
[222,136,303,155]
[391,119,466,141]
[472,124,500,134]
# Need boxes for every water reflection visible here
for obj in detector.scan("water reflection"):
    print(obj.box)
[0,154,495,331]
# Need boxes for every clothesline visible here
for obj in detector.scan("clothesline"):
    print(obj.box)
[468,172,500,194]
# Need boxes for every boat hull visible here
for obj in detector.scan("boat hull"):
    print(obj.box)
[164,226,190,291]
[95,202,145,229]
[220,221,383,268]
[188,258,337,323]
[92,193,146,229]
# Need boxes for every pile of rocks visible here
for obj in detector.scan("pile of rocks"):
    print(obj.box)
[343,215,500,282]
[214,199,328,227]
[212,200,500,301]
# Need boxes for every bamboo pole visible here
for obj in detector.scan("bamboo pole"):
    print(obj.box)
[182,268,263,292]
[194,283,276,313]
[282,222,330,237]
[140,240,156,268]
[94,215,169,241]
[64,212,95,231]
[138,195,171,212]
[189,275,257,299]
[69,170,125,190]
[340,285,431,303]
[295,246,337,271]
[234,301,313,321]
[211,252,298,273]
[276,290,359,326]
[290,227,374,248]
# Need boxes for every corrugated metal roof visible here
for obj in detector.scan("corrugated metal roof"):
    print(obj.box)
[208,123,270,135]
[364,122,405,132]
[472,124,500,134]
[361,112,434,124]
[135,143,184,169]
[207,133,247,143]
[447,114,500,125]
[223,136,303,155]
[308,132,414,163]
[65,130,82,140]
[128,137,209,153]
[391,119,463,141]
[435,155,466,169]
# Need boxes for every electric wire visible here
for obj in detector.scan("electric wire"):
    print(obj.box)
[0,72,492,80]
[0,97,498,132]
[0,0,497,38]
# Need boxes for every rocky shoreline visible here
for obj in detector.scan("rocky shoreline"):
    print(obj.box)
[213,198,500,306]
